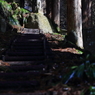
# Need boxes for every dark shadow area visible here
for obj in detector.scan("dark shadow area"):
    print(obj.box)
[45,33,95,89]
[83,28,95,54]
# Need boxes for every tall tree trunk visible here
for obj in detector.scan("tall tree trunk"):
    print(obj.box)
[46,0,53,18]
[82,0,92,28]
[67,0,83,48]
[82,0,94,54]
[46,0,60,27]
[53,0,60,27]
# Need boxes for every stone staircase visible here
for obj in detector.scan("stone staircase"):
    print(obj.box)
[0,29,53,92]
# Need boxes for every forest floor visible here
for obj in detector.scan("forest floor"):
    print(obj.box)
[44,33,86,95]
[0,32,90,95]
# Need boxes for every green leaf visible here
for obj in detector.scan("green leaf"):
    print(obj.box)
[89,86,95,92]
[85,67,93,78]
[76,49,83,54]
[75,64,84,78]
[9,16,20,26]
[86,54,90,59]
[92,67,95,78]
[20,8,29,14]
[63,70,76,84]
[71,66,78,69]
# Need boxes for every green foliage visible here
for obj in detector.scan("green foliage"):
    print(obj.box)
[57,27,67,34]
[89,86,95,95]
[20,8,29,14]
[57,26,61,32]
[76,49,83,54]
[51,33,65,41]
[13,7,21,15]
[0,0,12,17]
[0,0,11,10]
[63,54,95,84]
[0,0,30,27]
[82,86,95,95]
[9,7,29,26]
[13,7,29,15]
[9,15,20,26]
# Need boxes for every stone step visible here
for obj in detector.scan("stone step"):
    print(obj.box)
[11,45,43,48]
[0,80,39,88]
[19,28,41,34]
[0,65,45,72]
[0,71,41,79]
[11,44,50,50]
[10,47,50,51]
[1,61,44,65]
[0,30,53,93]
[15,34,43,41]
[6,51,52,56]
[14,39,42,42]
[11,46,43,50]
[6,51,44,56]
[14,40,43,43]
[3,55,45,61]
[16,37,43,42]
[18,33,44,37]
[12,42,43,46]
[7,49,44,52]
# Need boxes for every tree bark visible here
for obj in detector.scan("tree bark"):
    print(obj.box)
[82,0,92,28]
[46,0,53,18]
[53,0,60,27]
[46,0,60,27]
[67,0,83,48]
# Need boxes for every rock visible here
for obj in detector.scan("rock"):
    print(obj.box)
[0,18,7,33]
[25,13,56,33]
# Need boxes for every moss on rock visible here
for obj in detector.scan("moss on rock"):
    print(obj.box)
[37,13,55,33]
[0,1,56,33]
[25,13,56,33]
